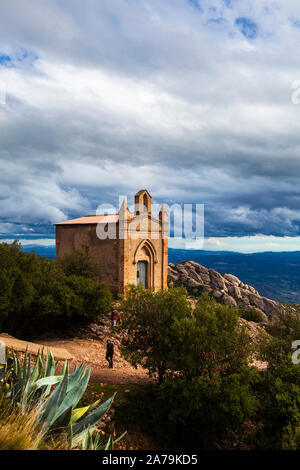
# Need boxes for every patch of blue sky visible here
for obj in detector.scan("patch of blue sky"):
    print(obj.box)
[0,55,13,67]
[208,17,226,25]
[235,17,258,39]
[0,49,38,68]
[17,48,38,64]
[292,19,300,28]
[187,0,203,13]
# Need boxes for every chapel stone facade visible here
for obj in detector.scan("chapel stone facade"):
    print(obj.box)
[55,189,168,294]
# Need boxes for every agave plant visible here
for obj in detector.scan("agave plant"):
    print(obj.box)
[77,426,125,450]
[4,349,124,449]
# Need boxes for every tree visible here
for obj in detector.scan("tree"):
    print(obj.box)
[155,366,258,446]
[172,293,252,379]
[119,285,192,384]
[155,294,257,446]
[66,275,113,319]
[0,242,113,338]
[119,290,258,447]
[59,250,101,280]
[0,241,36,329]
[256,312,300,449]
[259,311,300,371]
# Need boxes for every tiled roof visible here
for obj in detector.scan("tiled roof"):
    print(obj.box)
[55,214,120,225]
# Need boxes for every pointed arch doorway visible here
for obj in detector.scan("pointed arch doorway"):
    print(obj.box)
[134,239,158,289]
[137,260,148,288]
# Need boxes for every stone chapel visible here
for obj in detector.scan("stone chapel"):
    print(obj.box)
[55,189,168,294]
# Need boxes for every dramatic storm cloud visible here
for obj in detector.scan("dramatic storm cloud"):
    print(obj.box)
[1,0,300,245]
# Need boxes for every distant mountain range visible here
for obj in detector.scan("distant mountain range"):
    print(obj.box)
[22,245,56,260]
[20,244,300,304]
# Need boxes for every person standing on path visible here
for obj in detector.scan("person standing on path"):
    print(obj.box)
[106,339,114,368]
[111,309,119,327]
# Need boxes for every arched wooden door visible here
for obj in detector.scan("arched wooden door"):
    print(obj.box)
[137,260,148,289]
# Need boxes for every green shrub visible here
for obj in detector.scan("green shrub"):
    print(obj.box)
[66,275,112,319]
[59,250,101,280]
[239,307,265,323]
[118,289,257,447]
[281,424,300,450]
[0,241,113,337]
[259,311,300,370]
[152,367,258,447]
[256,312,300,449]
[168,277,205,297]
[255,369,300,449]
[173,294,252,379]
[119,285,191,384]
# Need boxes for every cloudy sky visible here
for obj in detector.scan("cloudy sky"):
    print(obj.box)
[1,0,300,252]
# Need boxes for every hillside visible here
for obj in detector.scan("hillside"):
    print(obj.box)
[168,260,286,319]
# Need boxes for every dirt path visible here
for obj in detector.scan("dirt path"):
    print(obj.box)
[41,337,151,385]
[2,325,266,385]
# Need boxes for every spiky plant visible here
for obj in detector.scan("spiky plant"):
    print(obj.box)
[3,349,124,449]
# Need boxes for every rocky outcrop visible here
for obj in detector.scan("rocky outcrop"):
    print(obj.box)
[168,261,285,320]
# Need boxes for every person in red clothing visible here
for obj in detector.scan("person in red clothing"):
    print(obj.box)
[111,309,119,327]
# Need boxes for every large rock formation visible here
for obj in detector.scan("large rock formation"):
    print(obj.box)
[168,261,285,320]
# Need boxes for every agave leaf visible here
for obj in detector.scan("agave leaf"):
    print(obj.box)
[28,353,43,385]
[45,349,57,377]
[25,352,32,384]
[84,427,93,450]
[11,353,24,404]
[71,405,90,424]
[81,429,126,450]
[44,362,83,397]
[72,393,116,436]
[71,399,100,424]
[61,360,68,377]
[85,399,101,413]
[71,425,97,449]
[67,364,87,392]
[40,348,45,369]
[35,375,64,388]
[22,348,28,383]
[81,428,89,450]
[12,352,20,384]
[49,405,73,434]
[39,365,69,428]
[53,364,85,396]
[44,350,58,396]
[53,368,91,424]
[22,354,44,410]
